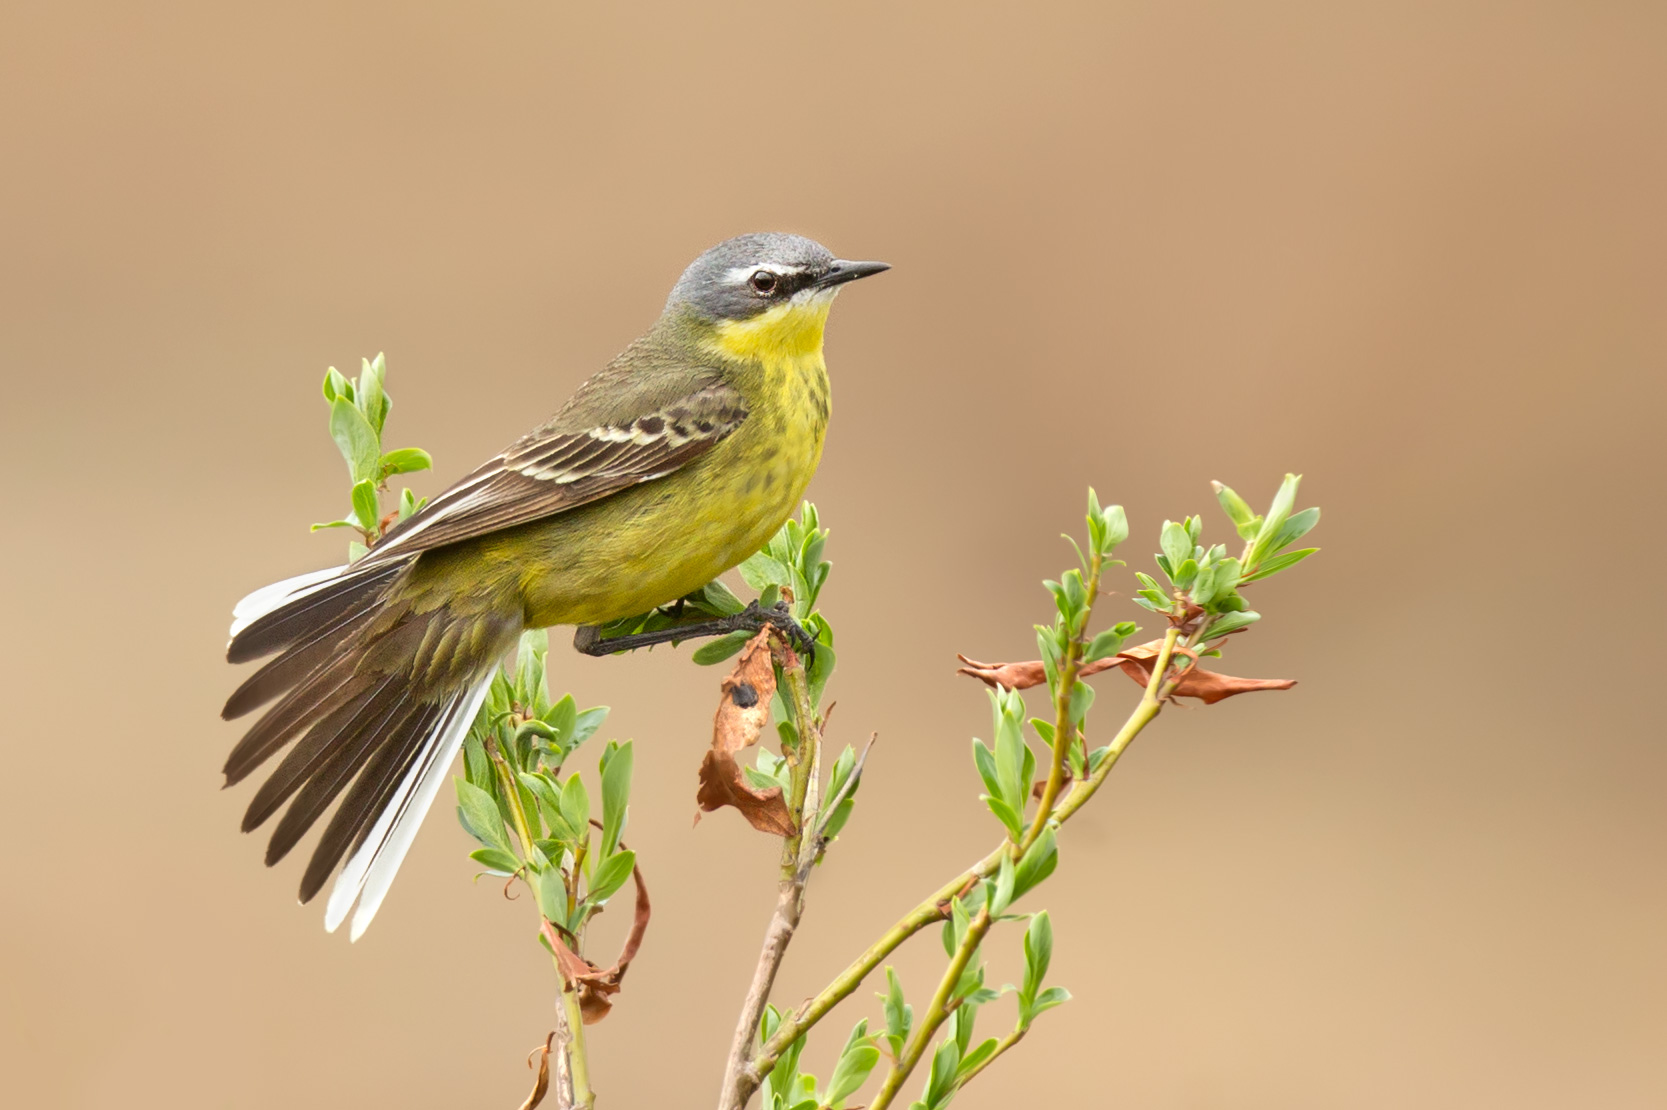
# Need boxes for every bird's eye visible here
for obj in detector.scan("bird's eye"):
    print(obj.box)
[749,270,778,294]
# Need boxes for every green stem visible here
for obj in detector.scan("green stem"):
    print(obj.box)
[1022,551,1103,853]
[779,650,823,876]
[1053,625,1180,824]
[953,1027,1026,1090]
[867,906,993,1110]
[559,984,595,1109]
[488,739,538,860]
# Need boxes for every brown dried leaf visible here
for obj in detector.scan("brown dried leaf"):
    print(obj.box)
[955,654,1120,691]
[956,641,1296,705]
[518,1034,554,1110]
[1111,638,1297,703]
[695,629,796,836]
[539,857,652,1025]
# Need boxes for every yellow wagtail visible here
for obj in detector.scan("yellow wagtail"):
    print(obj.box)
[222,233,888,939]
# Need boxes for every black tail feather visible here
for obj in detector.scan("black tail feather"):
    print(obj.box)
[222,592,387,720]
[222,662,374,787]
[264,687,428,867]
[240,673,400,834]
[297,700,445,903]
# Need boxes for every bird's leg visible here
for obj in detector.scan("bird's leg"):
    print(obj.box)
[572,600,817,662]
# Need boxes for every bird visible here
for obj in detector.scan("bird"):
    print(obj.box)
[222,232,888,940]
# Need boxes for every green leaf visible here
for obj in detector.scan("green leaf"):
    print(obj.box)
[1030,985,1071,1017]
[463,730,492,789]
[570,706,609,748]
[806,640,836,704]
[1212,480,1256,530]
[357,353,390,433]
[1012,826,1058,901]
[537,866,570,928]
[827,744,857,802]
[957,1037,999,1082]
[541,693,577,742]
[1084,625,1129,663]
[991,689,1027,813]
[601,740,633,858]
[691,629,752,665]
[971,740,1001,800]
[309,517,358,532]
[350,478,381,535]
[322,366,351,403]
[398,486,421,521]
[1101,502,1128,548]
[1270,506,1319,552]
[1159,520,1192,575]
[738,550,794,591]
[821,797,856,841]
[983,795,1024,841]
[560,774,590,839]
[588,849,635,903]
[328,396,382,485]
[1068,680,1094,724]
[1240,547,1318,583]
[924,1036,961,1107]
[880,967,912,1055]
[1024,911,1054,996]
[469,846,520,874]
[823,1037,880,1108]
[697,578,747,616]
[379,447,432,478]
[1201,610,1261,639]
[455,778,510,854]
[1250,473,1301,564]
[991,853,1017,916]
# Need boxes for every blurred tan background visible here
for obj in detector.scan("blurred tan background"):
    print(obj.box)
[3,1,1664,1106]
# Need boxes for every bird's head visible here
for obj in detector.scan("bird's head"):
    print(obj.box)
[666,232,889,362]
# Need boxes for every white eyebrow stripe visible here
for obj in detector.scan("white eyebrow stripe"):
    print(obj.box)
[722,263,808,284]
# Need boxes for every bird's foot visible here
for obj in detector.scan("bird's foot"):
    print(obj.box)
[572,598,816,664]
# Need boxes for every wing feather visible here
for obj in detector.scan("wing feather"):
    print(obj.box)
[360,380,747,564]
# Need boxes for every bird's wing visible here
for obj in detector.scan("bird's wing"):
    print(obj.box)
[361,376,747,563]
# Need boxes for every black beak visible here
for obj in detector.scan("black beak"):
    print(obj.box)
[815,259,891,289]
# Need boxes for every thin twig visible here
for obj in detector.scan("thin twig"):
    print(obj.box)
[952,1027,1026,1090]
[867,905,994,1110]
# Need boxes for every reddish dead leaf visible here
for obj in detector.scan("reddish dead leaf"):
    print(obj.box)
[957,641,1296,705]
[955,654,1120,690]
[1111,638,1297,703]
[695,629,797,836]
[518,1033,554,1110]
[539,858,652,1025]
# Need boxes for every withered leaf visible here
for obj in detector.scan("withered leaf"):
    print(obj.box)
[518,1034,554,1110]
[695,629,797,836]
[539,857,651,1024]
[957,640,1296,705]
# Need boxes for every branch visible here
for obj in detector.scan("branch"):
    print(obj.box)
[717,640,825,1110]
[952,1027,1025,1090]
[867,905,993,1110]
[741,627,1185,1099]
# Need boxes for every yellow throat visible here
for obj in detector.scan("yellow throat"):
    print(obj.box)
[709,295,834,364]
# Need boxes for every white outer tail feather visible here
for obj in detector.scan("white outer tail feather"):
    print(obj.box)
[228,565,347,639]
[324,675,494,941]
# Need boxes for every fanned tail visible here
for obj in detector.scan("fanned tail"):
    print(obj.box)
[223,558,512,939]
